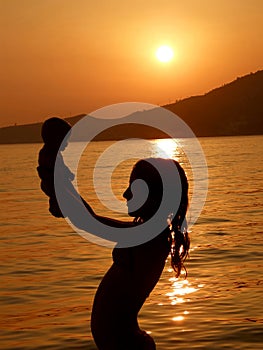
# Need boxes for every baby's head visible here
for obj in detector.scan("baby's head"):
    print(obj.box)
[41,117,71,149]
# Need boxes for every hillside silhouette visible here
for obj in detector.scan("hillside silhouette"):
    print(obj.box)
[0,70,262,144]
[165,70,263,136]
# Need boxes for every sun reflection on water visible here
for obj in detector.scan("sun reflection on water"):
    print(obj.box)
[172,315,185,321]
[152,138,180,159]
[166,272,201,322]
[151,138,203,323]
[166,278,199,298]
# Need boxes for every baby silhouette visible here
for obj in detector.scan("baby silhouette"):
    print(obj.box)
[37,117,73,217]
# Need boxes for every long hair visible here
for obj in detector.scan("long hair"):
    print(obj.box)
[167,161,190,278]
[132,158,190,278]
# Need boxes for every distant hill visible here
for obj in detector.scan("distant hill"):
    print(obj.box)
[164,70,263,136]
[0,70,262,144]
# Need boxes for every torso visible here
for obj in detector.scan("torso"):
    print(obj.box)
[91,229,170,349]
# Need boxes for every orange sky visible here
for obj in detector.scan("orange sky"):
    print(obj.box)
[0,0,263,126]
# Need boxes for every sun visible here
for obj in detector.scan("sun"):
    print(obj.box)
[156,45,174,62]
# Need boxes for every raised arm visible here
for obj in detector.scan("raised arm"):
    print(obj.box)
[61,178,135,229]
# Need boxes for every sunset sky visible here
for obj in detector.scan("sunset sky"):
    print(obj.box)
[0,0,262,127]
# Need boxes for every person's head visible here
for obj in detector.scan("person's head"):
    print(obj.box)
[123,158,163,221]
[123,158,190,277]
[41,117,71,150]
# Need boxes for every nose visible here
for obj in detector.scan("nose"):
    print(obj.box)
[123,186,132,201]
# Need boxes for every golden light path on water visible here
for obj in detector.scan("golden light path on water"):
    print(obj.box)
[166,270,201,322]
[152,138,179,159]
[152,138,200,322]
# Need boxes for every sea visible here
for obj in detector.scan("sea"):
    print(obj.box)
[0,135,262,350]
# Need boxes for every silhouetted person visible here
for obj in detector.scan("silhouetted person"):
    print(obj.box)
[37,126,190,349]
[90,159,189,350]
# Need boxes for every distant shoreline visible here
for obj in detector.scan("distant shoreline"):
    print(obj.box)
[0,133,262,146]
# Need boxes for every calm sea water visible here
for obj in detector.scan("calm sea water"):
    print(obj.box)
[0,136,262,350]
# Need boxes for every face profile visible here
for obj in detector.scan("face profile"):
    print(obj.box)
[123,158,187,227]
[123,159,163,221]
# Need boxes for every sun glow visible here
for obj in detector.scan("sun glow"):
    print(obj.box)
[153,138,179,159]
[156,45,174,62]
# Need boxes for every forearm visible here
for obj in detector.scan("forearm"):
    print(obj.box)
[64,183,134,228]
